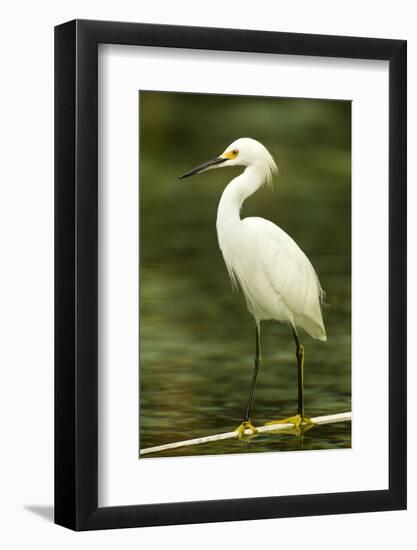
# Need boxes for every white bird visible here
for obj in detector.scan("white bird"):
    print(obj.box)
[180,138,326,437]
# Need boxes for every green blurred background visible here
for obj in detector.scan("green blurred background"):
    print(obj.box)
[139,91,351,457]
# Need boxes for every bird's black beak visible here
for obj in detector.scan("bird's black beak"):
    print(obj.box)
[179,156,227,179]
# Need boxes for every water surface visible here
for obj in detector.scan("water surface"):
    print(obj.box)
[139,92,351,458]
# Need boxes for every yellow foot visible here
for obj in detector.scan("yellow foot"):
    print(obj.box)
[265,414,315,434]
[234,420,258,440]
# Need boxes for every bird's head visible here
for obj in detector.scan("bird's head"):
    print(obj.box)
[179,137,278,186]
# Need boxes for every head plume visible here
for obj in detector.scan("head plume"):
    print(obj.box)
[222,137,278,189]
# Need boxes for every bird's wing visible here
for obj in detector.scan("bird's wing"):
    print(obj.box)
[242,217,326,339]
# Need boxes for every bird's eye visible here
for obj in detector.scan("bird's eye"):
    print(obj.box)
[232,149,239,156]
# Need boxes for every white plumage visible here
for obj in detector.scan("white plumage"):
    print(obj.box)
[215,138,326,341]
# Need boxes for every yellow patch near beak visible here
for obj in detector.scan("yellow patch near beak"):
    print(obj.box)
[222,149,239,160]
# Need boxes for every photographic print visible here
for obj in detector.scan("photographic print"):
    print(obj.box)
[139,91,351,458]
[55,21,406,529]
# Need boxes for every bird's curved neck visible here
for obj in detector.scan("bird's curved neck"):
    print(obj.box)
[216,166,265,227]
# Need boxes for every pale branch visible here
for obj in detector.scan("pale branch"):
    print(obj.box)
[139,411,352,456]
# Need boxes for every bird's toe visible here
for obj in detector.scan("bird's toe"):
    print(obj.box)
[234,420,258,439]
[265,414,315,434]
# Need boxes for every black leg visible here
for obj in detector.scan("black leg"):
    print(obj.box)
[292,326,305,421]
[243,323,261,422]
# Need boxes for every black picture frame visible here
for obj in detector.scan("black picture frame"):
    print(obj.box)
[55,19,407,531]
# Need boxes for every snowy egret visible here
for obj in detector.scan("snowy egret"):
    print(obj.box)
[180,138,326,438]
